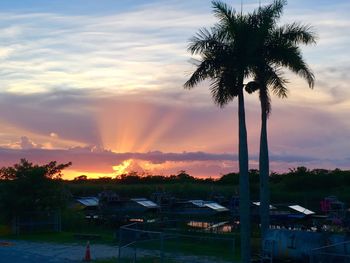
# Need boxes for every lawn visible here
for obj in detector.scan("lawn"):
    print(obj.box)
[119,232,240,262]
[0,223,266,262]
[95,257,177,263]
[0,228,116,245]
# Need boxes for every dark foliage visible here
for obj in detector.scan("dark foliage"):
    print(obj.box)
[0,159,71,221]
[65,167,350,210]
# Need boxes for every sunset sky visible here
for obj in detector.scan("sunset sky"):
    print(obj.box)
[0,0,349,179]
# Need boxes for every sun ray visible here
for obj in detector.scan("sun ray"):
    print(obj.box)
[96,99,184,153]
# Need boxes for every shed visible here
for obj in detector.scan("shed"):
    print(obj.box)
[99,197,159,222]
[269,204,316,228]
[76,197,99,207]
[74,197,99,219]
[164,199,230,220]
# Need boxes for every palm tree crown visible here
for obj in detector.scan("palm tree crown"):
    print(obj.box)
[185,1,256,106]
[246,0,316,110]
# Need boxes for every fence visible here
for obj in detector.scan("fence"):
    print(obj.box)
[12,210,61,235]
[118,221,237,262]
[310,241,350,263]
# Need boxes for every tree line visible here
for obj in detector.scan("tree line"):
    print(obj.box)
[71,167,350,189]
[1,159,349,223]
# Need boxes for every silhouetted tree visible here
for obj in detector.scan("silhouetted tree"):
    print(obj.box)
[0,159,71,221]
[176,170,194,181]
[245,0,316,238]
[74,175,88,181]
[184,2,257,261]
[218,172,239,185]
[119,172,141,183]
[289,166,310,176]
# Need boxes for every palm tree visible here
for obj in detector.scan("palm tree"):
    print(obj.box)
[184,2,255,262]
[245,0,317,239]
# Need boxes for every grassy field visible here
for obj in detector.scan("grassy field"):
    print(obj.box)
[0,227,116,245]
[95,258,177,263]
[132,236,238,261]
[0,229,242,262]
[0,219,267,263]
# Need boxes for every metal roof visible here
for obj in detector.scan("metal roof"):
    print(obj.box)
[189,200,229,212]
[76,197,99,207]
[205,202,229,212]
[189,200,206,207]
[288,205,315,215]
[253,202,276,209]
[131,198,159,208]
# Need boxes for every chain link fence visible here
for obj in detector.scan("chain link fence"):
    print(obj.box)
[118,221,237,262]
[12,210,61,235]
[310,241,350,263]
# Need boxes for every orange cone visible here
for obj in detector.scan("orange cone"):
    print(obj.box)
[84,241,91,262]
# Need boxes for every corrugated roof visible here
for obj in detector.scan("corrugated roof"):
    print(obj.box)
[189,200,206,207]
[189,200,228,212]
[205,202,229,212]
[131,198,158,208]
[76,197,99,207]
[288,205,315,215]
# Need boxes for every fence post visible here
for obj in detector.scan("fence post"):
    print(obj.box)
[232,237,235,263]
[134,245,137,263]
[58,210,62,232]
[160,232,164,263]
[16,216,19,235]
[309,252,313,263]
[54,210,61,232]
[118,228,122,262]
[12,216,18,235]
[269,240,275,263]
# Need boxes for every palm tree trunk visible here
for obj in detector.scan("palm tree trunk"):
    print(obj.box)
[238,88,251,263]
[259,100,270,241]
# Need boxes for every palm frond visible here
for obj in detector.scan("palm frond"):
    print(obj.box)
[184,59,214,89]
[278,22,317,45]
[248,66,287,116]
[252,0,286,31]
[259,86,271,116]
[212,1,236,25]
[266,66,289,98]
[188,27,227,55]
[210,72,238,107]
[267,43,315,88]
[262,0,286,19]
